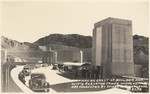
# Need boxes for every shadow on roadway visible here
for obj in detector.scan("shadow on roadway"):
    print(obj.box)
[56,73,76,80]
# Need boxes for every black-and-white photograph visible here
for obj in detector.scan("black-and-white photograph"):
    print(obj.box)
[1,1,149,93]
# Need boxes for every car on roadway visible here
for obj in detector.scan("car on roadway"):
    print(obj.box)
[52,64,58,70]
[29,73,50,92]
[18,72,26,84]
[35,64,42,68]
[22,66,31,76]
[42,63,49,67]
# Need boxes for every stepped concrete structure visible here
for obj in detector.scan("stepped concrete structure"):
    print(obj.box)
[92,17,135,78]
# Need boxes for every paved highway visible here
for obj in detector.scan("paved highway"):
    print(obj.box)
[11,65,133,94]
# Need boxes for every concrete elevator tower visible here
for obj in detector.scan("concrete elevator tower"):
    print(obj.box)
[92,17,135,78]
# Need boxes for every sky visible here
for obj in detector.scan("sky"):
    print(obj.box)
[1,1,149,43]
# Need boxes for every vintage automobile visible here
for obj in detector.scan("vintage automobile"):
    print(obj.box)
[26,64,37,69]
[52,64,58,70]
[18,72,26,84]
[42,63,49,67]
[29,73,50,92]
[35,64,42,68]
[22,66,31,76]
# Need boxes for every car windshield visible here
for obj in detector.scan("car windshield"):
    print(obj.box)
[31,74,45,79]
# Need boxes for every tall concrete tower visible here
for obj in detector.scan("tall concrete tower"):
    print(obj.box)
[92,17,135,78]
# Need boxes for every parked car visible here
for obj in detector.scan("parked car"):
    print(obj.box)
[28,64,36,70]
[29,73,50,92]
[52,64,58,70]
[35,64,42,68]
[42,63,49,67]
[23,66,31,76]
[18,72,26,84]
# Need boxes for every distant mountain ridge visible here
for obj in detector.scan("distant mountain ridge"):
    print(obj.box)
[1,36,44,62]
[1,34,149,64]
[34,34,92,48]
[1,34,149,50]
[1,36,31,51]
[35,34,149,48]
